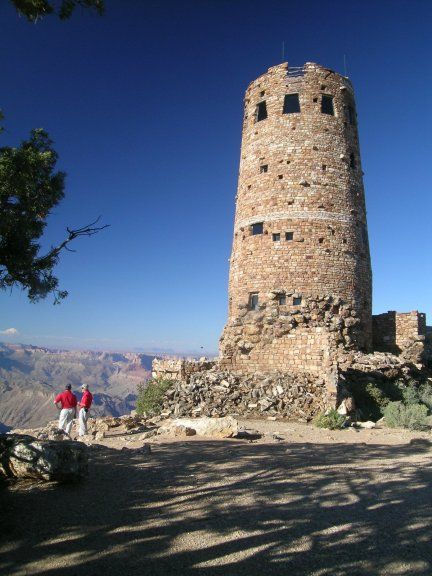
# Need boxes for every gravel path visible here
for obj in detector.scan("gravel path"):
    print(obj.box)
[1,422,432,575]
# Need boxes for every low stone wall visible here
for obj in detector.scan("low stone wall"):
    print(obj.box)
[373,311,426,362]
[152,357,216,382]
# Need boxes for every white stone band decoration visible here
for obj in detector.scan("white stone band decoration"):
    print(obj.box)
[236,210,359,229]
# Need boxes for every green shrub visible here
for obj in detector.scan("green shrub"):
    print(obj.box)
[136,378,173,416]
[383,401,429,431]
[365,382,391,411]
[350,380,400,421]
[401,386,421,406]
[314,409,346,430]
[419,384,432,412]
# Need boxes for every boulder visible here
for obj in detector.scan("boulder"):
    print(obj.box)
[0,434,88,482]
[352,421,376,429]
[337,397,356,416]
[173,425,197,437]
[171,416,239,438]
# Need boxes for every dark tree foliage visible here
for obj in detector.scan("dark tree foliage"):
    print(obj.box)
[1,1,107,303]
[10,0,104,22]
[0,129,108,303]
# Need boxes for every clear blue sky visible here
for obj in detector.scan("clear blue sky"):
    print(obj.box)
[0,0,431,354]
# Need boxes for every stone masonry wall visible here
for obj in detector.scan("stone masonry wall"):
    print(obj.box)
[220,61,372,376]
[152,358,216,381]
[219,293,364,375]
[373,311,426,362]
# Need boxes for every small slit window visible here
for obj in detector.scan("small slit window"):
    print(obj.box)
[249,293,259,310]
[349,153,356,169]
[256,101,267,122]
[347,105,356,125]
[321,95,334,115]
[293,296,302,306]
[252,222,263,235]
[260,164,268,173]
[285,231,293,241]
[272,233,280,242]
[283,93,300,114]
[278,293,286,305]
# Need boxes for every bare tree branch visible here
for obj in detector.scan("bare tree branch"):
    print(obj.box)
[39,216,110,264]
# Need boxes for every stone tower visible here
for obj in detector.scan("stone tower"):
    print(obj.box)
[219,62,372,376]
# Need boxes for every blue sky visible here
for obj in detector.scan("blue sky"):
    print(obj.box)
[0,0,431,354]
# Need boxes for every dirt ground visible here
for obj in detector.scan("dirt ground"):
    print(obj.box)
[1,419,432,575]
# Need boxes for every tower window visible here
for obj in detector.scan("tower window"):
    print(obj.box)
[278,293,286,305]
[283,93,300,114]
[293,296,302,306]
[256,101,267,122]
[260,164,268,173]
[252,222,263,235]
[285,231,293,241]
[321,95,334,115]
[347,105,356,125]
[272,233,280,242]
[248,293,259,310]
[349,153,356,169]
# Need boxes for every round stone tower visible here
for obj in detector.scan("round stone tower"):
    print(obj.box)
[220,62,372,375]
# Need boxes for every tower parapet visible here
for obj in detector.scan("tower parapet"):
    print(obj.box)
[220,62,372,374]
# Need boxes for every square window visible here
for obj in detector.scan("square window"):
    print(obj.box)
[272,233,280,242]
[256,101,267,122]
[285,231,293,241]
[293,296,302,306]
[278,174,283,179]
[321,95,334,115]
[252,222,263,235]
[283,93,300,114]
[260,164,268,173]
[278,293,286,305]
[249,293,259,310]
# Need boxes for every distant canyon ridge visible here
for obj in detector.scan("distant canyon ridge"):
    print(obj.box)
[0,342,154,430]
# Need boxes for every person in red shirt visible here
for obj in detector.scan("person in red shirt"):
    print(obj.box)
[78,384,93,436]
[54,384,77,437]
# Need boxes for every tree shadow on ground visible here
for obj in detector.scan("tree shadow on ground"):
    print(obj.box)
[1,438,432,575]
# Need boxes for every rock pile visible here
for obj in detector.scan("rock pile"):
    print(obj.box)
[343,351,429,386]
[160,369,330,421]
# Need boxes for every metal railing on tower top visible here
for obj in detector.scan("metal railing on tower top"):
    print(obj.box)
[286,66,305,77]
